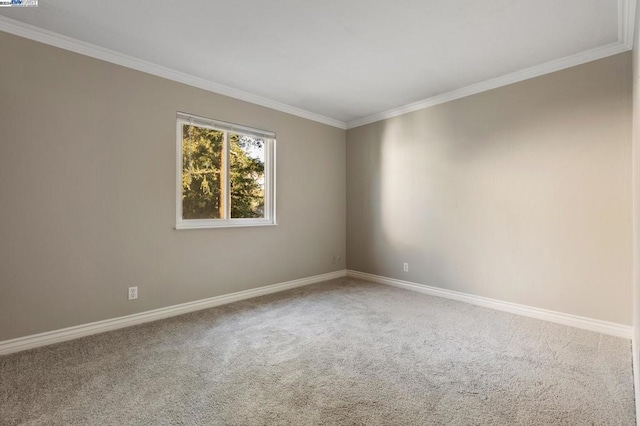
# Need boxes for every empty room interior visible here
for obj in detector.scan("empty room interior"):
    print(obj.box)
[3,1,640,424]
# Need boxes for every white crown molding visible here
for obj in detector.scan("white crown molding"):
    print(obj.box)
[622,0,637,49]
[347,0,637,130]
[0,1,634,132]
[0,269,347,355]
[346,43,628,129]
[348,270,633,339]
[0,15,347,130]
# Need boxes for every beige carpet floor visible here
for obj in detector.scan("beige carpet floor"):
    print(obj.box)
[0,278,635,425]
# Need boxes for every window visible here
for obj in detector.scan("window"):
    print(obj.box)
[176,112,276,229]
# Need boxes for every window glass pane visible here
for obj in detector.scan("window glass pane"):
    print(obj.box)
[229,133,265,218]
[181,124,225,219]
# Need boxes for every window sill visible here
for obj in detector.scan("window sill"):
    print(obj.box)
[175,219,277,230]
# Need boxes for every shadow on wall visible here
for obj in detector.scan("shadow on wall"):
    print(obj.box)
[347,53,632,323]
[346,117,458,288]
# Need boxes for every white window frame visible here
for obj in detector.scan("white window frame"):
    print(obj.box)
[176,112,276,229]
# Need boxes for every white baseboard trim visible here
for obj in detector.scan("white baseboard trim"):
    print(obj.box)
[347,270,632,339]
[0,270,347,356]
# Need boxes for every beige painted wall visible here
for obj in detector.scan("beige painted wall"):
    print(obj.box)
[0,32,346,341]
[347,53,633,325]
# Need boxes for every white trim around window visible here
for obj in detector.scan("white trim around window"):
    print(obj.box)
[175,112,276,230]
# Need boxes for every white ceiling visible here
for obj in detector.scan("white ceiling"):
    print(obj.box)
[0,0,634,128]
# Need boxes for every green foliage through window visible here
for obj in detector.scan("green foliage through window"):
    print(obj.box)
[230,134,265,218]
[181,123,267,220]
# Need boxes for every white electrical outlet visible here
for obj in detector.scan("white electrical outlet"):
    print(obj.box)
[403,262,409,272]
[128,286,138,300]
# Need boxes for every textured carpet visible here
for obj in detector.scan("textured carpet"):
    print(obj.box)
[0,278,635,425]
